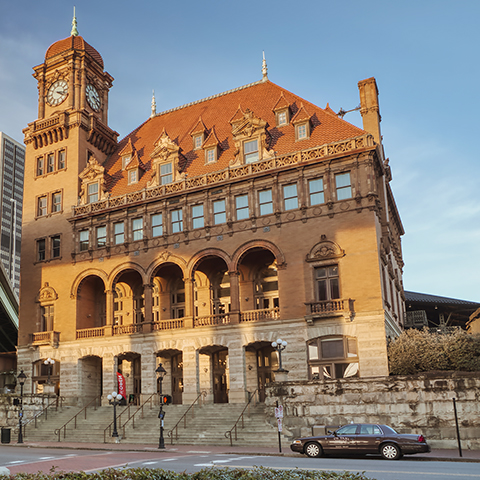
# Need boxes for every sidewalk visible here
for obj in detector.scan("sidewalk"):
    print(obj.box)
[5,440,480,462]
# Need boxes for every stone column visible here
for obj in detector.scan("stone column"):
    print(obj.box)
[228,270,240,324]
[182,345,199,404]
[227,344,247,404]
[143,283,153,333]
[183,277,194,329]
[102,353,116,405]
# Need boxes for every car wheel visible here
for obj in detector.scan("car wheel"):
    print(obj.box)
[305,442,323,458]
[381,443,401,460]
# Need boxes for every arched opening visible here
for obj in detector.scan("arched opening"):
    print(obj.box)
[245,341,278,402]
[76,275,106,331]
[79,355,102,401]
[113,270,144,327]
[156,349,183,404]
[32,358,60,395]
[199,345,229,403]
[193,256,230,324]
[151,263,185,322]
[117,352,141,404]
[238,248,279,320]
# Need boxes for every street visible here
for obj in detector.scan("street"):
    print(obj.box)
[0,446,479,480]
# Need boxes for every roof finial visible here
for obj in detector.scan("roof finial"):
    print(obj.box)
[262,51,268,82]
[71,6,79,36]
[150,90,157,118]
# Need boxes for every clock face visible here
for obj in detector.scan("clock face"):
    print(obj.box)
[86,84,101,111]
[47,80,68,106]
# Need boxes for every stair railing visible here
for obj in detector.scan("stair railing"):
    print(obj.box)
[23,395,65,437]
[167,390,207,444]
[224,389,259,446]
[103,392,157,442]
[54,394,102,441]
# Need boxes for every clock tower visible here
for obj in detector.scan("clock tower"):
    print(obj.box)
[19,16,118,348]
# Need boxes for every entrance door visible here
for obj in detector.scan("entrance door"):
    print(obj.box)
[212,349,228,403]
[132,357,141,405]
[257,347,274,402]
[171,353,183,404]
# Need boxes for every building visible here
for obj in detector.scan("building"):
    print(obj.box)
[0,132,25,298]
[17,19,405,403]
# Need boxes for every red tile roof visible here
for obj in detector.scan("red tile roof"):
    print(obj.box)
[45,36,104,68]
[104,80,366,197]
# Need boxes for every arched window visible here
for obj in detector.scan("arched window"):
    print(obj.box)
[307,336,359,380]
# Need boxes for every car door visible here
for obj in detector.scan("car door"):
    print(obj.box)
[356,424,383,453]
[323,424,359,453]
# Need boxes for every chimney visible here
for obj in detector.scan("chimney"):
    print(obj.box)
[358,77,382,145]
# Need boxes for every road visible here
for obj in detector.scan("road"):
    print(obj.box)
[0,446,479,480]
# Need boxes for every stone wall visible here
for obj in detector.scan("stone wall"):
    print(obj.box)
[265,371,480,450]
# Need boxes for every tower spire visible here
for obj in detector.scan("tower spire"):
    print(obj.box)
[71,6,79,36]
[151,90,157,118]
[262,51,268,82]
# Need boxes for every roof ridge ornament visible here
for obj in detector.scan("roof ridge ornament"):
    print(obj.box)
[151,90,156,118]
[262,51,268,82]
[71,6,79,37]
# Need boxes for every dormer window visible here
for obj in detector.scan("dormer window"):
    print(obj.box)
[276,109,289,127]
[205,148,216,164]
[87,182,99,203]
[193,134,203,150]
[122,154,132,169]
[128,169,138,185]
[296,122,309,141]
[244,139,259,163]
[160,163,173,185]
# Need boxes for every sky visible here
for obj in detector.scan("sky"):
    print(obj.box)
[0,0,479,302]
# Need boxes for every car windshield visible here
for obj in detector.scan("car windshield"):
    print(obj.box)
[380,425,398,435]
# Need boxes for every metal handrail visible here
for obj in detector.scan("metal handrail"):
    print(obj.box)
[167,391,207,444]
[103,392,157,442]
[54,394,102,441]
[23,395,65,436]
[224,389,259,446]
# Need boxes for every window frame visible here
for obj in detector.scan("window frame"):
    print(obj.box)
[87,182,99,204]
[235,194,249,221]
[259,189,273,216]
[37,196,47,217]
[335,172,352,201]
[205,148,216,164]
[58,149,66,170]
[47,153,55,173]
[276,110,288,127]
[308,177,325,206]
[315,265,340,301]
[191,204,204,229]
[51,235,61,258]
[160,162,173,185]
[113,222,125,245]
[171,208,183,233]
[151,213,163,237]
[244,139,259,164]
[213,199,226,225]
[37,238,46,262]
[51,191,62,213]
[283,183,298,211]
[193,134,203,150]
[128,169,138,185]
[296,122,309,141]
[96,225,107,248]
[36,156,44,176]
[79,230,90,251]
[132,217,143,242]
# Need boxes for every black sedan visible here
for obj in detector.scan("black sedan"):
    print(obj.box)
[290,423,430,460]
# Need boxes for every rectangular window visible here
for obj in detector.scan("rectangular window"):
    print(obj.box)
[37,239,46,261]
[58,150,66,169]
[259,189,273,215]
[205,148,215,164]
[47,153,55,173]
[132,218,143,241]
[128,169,137,184]
[37,196,47,216]
[52,192,62,212]
[96,225,107,247]
[277,111,287,126]
[315,266,340,301]
[192,205,204,229]
[122,155,132,169]
[171,208,183,233]
[37,157,44,176]
[193,134,203,150]
[297,123,307,140]
[235,194,249,220]
[87,182,99,203]
[244,139,259,163]
[114,222,125,244]
[51,236,61,258]
[283,184,298,210]
[160,163,173,185]
[335,172,352,200]
[213,199,226,225]
[152,213,163,237]
[41,305,54,331]
[79,230,89,251]
[308,178,324,205]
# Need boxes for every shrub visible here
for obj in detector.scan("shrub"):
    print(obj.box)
[388,328,480,375]
[0,467,374,480]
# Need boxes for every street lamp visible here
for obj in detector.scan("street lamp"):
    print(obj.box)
[156,363,167,449]
[44,358,55,384]
[107,391,123,438]
[17,370,26,444]
[271,338,288,371]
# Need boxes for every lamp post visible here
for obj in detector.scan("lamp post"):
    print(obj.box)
[107,391,123,438]
[44,358,55,384]
[156,363,167,449]
[17,370,26,444]
[271,338,288,371]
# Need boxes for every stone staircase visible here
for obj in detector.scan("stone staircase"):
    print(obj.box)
[22,401,288,447]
